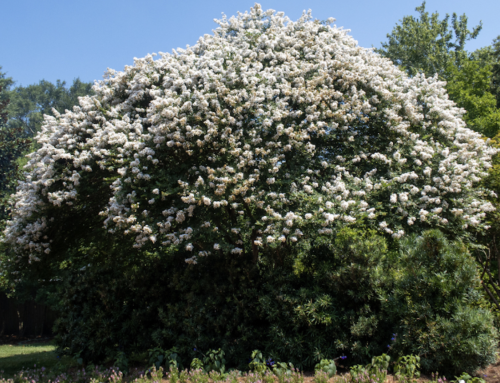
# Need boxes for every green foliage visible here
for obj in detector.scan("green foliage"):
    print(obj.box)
[5,5,498,377]
[349,365,366,380]
[225,370,240,383]
[314,359,337,378]
[168,366,180,383]
[190,358,204,371]
[178,369,189,383]
[209,371,228,382]
[368,354,390,372]
[49,227,391,370]
[366,354,389,382]
[0,69,31,230]
[429,372,447,383]
[452,372,486,383]
[203,349,226,374]
[248,350,267,374]
[6,78,94,137]
[167,348,183,369]
[148,346,181,370]
[377,2,500,141]
[377,2,500,328]
[445,58,500,138]
[312,370,329,383]
[0,73,92,294]
[382,230,498,375]
[377,2,481,78]
[394,355,420,383]
[348,364,387,383]
[113,351,129,373]
[272,362,294,383]
[148,366,164,383]
[491,35,500,108]
[45,228,497,375]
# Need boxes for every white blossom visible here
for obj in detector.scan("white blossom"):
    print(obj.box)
[3,4,496,272]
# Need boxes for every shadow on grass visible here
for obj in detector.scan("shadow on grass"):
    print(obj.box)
[0,344,59,378]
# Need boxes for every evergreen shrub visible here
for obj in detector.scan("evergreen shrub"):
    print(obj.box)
[382,230,498,375]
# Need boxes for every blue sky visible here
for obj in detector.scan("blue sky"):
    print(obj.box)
[1,0,498,87]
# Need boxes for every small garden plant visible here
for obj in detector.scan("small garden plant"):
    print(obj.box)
[394,355,420,383]
[0,350,493,383]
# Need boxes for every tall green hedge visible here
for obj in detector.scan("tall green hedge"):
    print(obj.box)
[52,229,497,375]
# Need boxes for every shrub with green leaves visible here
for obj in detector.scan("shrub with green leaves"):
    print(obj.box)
[190,358,204,371]
[366,354,389,382]
[2,2,497,375]
[248,350,267,374]
[314,359,337,378]
[272,362,295,383]
[203,349,226,374]
[394,355,420,383]
[382,230,498,375]
[368,354,390,373]
[48,226,392,368]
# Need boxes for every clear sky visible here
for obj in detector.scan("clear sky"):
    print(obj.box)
[1,0,498,87]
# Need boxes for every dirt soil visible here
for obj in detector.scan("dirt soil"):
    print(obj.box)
[478,357,500,383]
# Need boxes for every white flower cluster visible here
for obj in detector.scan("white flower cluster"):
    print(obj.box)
[3,4,497,267]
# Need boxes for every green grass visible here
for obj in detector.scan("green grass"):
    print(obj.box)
[0,342,58,377]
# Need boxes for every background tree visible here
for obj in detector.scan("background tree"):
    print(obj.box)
[0,68,31,230]
[379,2,500,324]
[7,78,94,137]
[377,2,499,137]
[445,58,500,138]
[491,35,500,108]
[0,69,31,294]
[377,1,482,79]
[0,71,94,295]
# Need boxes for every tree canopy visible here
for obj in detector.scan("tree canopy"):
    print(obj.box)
[7,78,94,137]
[377,1,482,79]
[445,58,500,138]
[3,5,496,268]
[492,36,500,108]
[377,2,499,139]
[1,4,497,374]
[378,1,500,326]
[0,69,31,229]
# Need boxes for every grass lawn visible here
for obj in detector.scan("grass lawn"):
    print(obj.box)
[0,342,58,377]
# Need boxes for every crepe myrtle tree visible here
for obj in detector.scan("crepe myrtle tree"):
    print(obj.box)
[2,4,497,277]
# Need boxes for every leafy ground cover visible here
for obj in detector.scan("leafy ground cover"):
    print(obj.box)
[1,343,499,383]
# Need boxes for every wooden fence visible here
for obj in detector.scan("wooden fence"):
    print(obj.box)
[0,292,56,337]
